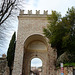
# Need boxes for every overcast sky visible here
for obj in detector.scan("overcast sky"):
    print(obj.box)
[31,58,42,67]
[0,0,75,57]
[25,0,75,16]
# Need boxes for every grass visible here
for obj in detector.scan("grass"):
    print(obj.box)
[64,63,75,67]
[56,63,75,69]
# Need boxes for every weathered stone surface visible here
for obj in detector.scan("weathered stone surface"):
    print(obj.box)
[12,11,57,75]
[3,66,9,75]
[0,58,7,74]
[56,67,75,75]
[0,57,9,75]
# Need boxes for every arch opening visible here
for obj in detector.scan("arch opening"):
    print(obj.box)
[22,34,48,75]
[30,58,42,75]
[24,34,48,49]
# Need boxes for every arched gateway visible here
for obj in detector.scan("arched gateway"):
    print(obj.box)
[12,10,57,75]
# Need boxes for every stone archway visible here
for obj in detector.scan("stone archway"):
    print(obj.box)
[30,58,43,75]
[12,11,57,75]
[22,34,48,75]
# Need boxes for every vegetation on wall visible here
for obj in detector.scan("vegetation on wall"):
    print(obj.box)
[43,7,75,65]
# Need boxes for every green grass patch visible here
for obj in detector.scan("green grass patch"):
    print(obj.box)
[64,63,75,67]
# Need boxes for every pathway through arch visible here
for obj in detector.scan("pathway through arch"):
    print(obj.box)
[30,58,42,75]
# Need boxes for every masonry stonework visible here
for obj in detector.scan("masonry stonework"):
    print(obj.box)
[56,67,75,75]
[12,10,57,75]
[0,55,9,75]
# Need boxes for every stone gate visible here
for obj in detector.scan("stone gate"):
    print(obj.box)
[12,10,57,75]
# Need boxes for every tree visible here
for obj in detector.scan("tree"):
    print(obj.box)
[43,7,75,60]
[7,32,16,75]
[0,0,24,25]
[0,0,17,25]
[0,0,25,56]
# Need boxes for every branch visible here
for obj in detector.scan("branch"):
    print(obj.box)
[0,0,5,15]
[0,0,16,25]
[0,6,14,25]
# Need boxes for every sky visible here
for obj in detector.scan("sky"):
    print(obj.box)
[25,0,75,16]
[31,58,42,67]
[0,10,18,56]
[0,0,75,56]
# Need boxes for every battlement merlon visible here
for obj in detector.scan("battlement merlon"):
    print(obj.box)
[44,10,48,15]
[20,10,24,14]
[20,10,48,15]
[28,10,32,14]
[36,10,40,14]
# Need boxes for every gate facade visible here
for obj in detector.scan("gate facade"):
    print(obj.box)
[12,10,57,75]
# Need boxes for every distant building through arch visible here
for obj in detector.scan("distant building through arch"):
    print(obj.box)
[30,58,42,75]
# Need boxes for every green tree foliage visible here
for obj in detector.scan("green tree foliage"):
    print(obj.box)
[43,7,75,59]
[7,32,16,75]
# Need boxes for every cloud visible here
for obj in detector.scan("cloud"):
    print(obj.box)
[0,14,18,56]
[25,0,75,16]
[25,0,39,9]
[31,58,42,67]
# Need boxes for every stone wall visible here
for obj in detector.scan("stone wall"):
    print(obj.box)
[0,57,9,75]
[56,67,75,75]
[0,56,75,75]
[12,10,57,75]
[0,58,7,75]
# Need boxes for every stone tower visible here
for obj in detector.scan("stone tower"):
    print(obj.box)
[12,10,57,75]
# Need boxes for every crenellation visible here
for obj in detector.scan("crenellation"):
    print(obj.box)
[28,10,32,14]
[44,10,48,15]
[36,10,40,14]
[20,10,49,15]
[20,10,24,14]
